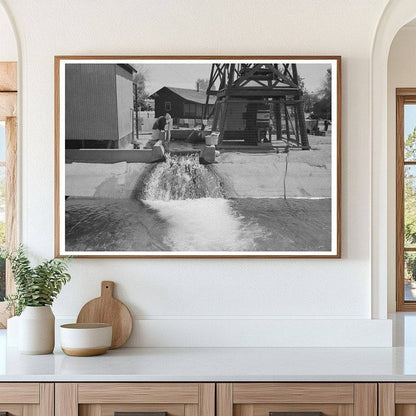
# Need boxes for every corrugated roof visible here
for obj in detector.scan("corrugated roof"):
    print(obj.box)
[151,86,216,105]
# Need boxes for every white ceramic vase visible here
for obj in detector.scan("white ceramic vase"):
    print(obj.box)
[19,306,55,354]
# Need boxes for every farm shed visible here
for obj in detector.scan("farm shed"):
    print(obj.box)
[65,63,136,149]
[151,86,215,126]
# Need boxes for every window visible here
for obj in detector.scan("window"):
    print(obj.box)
[397,89,416,310]
[0,122,5,300]
[0,62,17,327]
[165,101,171,111]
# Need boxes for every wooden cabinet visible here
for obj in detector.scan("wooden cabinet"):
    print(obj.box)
[0,381,386,416]
[379,383,416,416]
[0,383,53,416]
[217,383,377,416]
[55,383,215,416]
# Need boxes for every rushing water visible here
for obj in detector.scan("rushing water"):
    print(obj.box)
[65,154,331,252]
[139,153,261,251]
[140,153,223,201]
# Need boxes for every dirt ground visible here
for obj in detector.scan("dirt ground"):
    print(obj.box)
[212,135,332,199]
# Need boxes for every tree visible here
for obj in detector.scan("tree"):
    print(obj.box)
[405,128,416,244]
[196,78,209,92]
[312,68,332,120]
[404,127,416,281]
[133,66,149,110]
[298,76,317,113]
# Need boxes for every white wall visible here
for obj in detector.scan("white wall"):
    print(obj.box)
[387,25,416,312]
[0,3,17,61]
[0,0,393,346]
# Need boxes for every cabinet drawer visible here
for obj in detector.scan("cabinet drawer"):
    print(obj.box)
[56,383,215,416]
[218,383,376,416]
[0,383,53,416]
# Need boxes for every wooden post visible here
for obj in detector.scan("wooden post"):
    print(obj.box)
[218,99,229,143]
[284,103,291,141]
[212,101,221,132]
[275,99,282,139]
[296,100,310,149]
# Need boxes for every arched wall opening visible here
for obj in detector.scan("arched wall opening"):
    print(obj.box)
[371,0,416,319]
[387,19,416,313]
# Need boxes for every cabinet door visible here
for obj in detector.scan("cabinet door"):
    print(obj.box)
[56,383,215,416]
[0,383,53,416]
[379,383,416,416]
[217,383,377,416]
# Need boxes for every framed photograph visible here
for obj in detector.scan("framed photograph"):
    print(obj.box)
[55,56,341,258]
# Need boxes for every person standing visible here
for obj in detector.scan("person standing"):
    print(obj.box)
[164,113,172,143]
[152,113,172,142]
[152,114,167,141]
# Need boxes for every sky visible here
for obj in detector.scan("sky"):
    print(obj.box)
[138,63,331,96]
[405,104,416,138]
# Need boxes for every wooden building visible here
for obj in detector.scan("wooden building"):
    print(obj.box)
[65,64,136,149]
[151,87,215,126]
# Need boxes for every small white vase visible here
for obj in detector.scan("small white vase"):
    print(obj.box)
[19,306,55,354]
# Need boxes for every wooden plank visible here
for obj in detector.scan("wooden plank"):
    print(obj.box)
[239,404,254,416]
[395,383,416,403]
[23,404,39,416]
[55,383,78,416]
[185,404,198,416]
[216,383,233,416]
[0,62,17,92]
[233,383,354,404]
[0,405,23,416]
[78,383,199,404]
[379,384,395,416]
[397,88,416,96]
[80,404,101,416]
[0,92,17,120]
[39,383,54,416]
[353,384,377,416]
[337,404,353,416]
[397,405,416,416]
[199,384,215,416]
[217,384,233,416]
[0,383,39,403]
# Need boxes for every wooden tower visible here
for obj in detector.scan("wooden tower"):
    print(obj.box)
[204,63,310,149]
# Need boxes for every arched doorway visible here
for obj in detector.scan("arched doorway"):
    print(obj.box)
[0,0,18,327]
[371,0,416,319]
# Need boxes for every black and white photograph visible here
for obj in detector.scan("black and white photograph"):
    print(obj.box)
[56,57,341,257]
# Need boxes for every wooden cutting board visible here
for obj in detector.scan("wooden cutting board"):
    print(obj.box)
[76,281,133,349]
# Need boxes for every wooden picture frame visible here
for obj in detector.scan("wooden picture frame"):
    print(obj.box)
[55,56,341,258]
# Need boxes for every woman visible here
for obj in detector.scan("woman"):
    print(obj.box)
[152,113,172,142]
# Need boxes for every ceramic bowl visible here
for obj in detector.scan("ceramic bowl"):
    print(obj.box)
[60,323,112,356]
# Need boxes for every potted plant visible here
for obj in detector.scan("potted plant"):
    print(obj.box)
[2,246,71,354]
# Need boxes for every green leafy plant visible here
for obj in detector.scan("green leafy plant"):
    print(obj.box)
[1,245,71,316]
